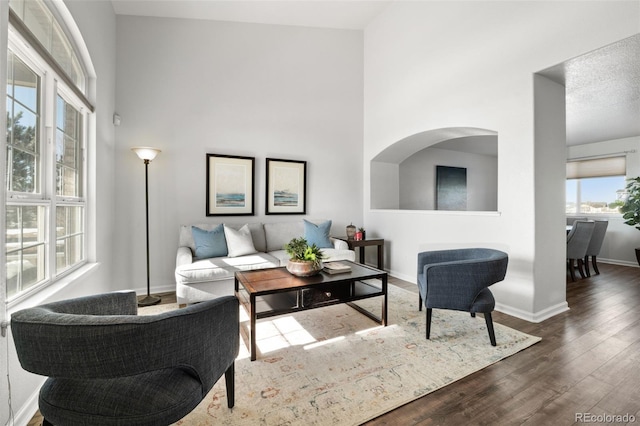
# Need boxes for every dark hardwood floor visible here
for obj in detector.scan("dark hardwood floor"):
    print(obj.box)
[28,264,639,425]
[367,263,640,425]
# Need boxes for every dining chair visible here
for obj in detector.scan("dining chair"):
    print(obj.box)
[566,216,588,227]
[566,220,595,281]
[584,219,609,276]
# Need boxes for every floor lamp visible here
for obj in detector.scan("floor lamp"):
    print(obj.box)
[132,147,162,307]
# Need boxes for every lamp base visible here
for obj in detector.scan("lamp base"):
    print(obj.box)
[138,294,161,307]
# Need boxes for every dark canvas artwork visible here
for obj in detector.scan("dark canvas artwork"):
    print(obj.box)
[436,166,467,211]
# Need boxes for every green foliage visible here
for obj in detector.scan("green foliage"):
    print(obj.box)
[619,177,640,231]
[284,237,325,267]
[6,110,37,193]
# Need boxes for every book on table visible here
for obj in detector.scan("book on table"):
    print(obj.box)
[323,261,352,274]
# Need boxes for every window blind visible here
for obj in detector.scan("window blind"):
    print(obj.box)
[566,156,626,179]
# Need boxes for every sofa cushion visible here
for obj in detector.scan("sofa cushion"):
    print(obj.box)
[192,225,227,260]
[264,221,304,252]
[303,219,333,248]
[322,249,356,263]
[175,253,280,285]
[223,224,258,257]
[246,223,267,253]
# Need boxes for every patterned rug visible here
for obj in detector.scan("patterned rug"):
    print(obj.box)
[141,285,540,425]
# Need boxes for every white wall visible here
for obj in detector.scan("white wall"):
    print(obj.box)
[1,1,118,424]
[567,136,640,266]
[114,17,364,293]
[399,147,497,211]
[363,1,640,321]
[0,2,9,424]
[533,74,568,315]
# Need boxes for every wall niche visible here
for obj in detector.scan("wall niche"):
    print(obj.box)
[371,127,498,211]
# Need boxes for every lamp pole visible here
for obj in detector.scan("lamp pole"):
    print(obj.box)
[132,147,161,306]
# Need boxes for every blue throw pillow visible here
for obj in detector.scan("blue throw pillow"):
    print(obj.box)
[303,219,333,248]
[192,225,228,259]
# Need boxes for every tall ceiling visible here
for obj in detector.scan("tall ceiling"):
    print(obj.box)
[111,1,640,147]
[111,0,392,30]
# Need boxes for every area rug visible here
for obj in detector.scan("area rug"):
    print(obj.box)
[140,285,540,425]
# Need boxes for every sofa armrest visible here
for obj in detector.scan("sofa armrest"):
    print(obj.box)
[176,246,193,267]
[331,237,349,251]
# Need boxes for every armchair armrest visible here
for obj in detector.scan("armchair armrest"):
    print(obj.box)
[331,237,349,250]
[176,246,193,267]
[11,294,239,392]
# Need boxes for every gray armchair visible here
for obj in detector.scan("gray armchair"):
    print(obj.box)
[11,291,239,426]
[417,248,509,346]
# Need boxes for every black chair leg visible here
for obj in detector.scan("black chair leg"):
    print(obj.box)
[583,256,591,277]
[426,308,432,339]
[418,294,422,311]
[577,259,586,279]
[567,259,576,281]
[592,256,600,275]
[484,312,496,346]
[470,312,476,317]
[225,362,235,409]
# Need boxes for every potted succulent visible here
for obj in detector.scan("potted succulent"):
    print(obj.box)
[284,237,325,276]
[618,176,640,265]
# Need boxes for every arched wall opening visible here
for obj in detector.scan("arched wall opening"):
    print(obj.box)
[371,127,498,211]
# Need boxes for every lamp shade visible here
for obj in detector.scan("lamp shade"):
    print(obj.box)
[132,147,161,161]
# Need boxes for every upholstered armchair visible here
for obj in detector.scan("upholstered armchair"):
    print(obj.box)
[417,248,509,346]
[11,291,239,426]
[566,219,595,281]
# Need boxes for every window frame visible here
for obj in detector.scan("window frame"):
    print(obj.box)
[565,174,626,217]
[6,23,88,305]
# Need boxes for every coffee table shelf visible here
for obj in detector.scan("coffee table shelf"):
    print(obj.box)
[235,261,387,361]
[237,279,384,319]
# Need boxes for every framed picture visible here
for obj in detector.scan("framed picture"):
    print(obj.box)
[436,165,467,211]
[206,154,255,216]
[266,158,306,215]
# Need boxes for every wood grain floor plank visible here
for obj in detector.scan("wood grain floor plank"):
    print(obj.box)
[365,263,640,425]
[28,264,639,426]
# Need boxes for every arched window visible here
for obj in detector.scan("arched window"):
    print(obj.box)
[5,0,93,304]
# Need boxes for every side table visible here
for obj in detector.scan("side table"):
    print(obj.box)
[334,237,384,270]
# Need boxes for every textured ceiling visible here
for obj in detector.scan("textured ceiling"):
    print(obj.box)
[540,33,640,146]
[111,2,640,148]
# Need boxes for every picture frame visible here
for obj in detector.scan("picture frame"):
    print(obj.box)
[266,158,307,215]
[436,165,467,211]
[206,154,255,216]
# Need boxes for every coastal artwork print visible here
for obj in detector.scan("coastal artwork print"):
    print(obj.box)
[266,158,306,214]
[206,154,254,216]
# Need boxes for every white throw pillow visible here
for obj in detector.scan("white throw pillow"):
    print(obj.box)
[223,224,258,257]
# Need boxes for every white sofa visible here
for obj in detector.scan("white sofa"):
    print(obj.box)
[175,220,356,305]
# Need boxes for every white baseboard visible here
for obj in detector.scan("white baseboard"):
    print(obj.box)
[386,268,415,284]
[12,382,41,426]
[599,258,638,268]
[495,301,570,323]
[131,284,176,296]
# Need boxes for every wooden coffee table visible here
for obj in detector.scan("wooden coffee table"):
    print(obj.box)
[235,261,387,361]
